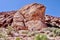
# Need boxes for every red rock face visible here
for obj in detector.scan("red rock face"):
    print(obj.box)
[45,15,60,28]
[0,11,16,27]
[12,3,47,31]
[19,3,45,22]
[0,3,60,31]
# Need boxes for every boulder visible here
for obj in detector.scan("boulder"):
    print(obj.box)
[12,3,47,30]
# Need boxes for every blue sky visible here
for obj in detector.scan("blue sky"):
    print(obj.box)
[0,0,60,17]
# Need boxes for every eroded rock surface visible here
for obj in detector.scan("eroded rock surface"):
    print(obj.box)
[0,11,16,27]
[12,3,47,31]
[45,15,60,28]
[0,3,60,30]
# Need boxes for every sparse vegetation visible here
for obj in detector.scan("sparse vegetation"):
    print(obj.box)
[0,27,60,40]
[16,37,20,40]
[34,34,48,40]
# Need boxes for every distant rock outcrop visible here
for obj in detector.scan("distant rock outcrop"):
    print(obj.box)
[45,15,60,28]
[0,11,16,27]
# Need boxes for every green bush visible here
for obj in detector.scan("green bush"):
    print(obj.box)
[34,34,48,40]
[55,29,60,36]
[16,37,20,40]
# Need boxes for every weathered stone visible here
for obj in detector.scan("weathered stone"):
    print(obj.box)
[19,3,46,22]
[25,20,47,31]
[0,11,16,27]
[45,15,60,28]
[12,3,47,30]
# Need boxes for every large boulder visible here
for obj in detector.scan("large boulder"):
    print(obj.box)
[12,3,47,30]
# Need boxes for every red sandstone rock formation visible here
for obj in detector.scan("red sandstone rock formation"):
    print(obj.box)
[0,11,16,27]
[0,11,60,29]
[12,3,47,31]
[45,15,60,28]
[0,3,60,30]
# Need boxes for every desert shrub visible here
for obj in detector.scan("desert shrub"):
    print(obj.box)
[34,34,48,40]
[0,28,8,38]
[16,37,20,40]
[6,25,14,33]
[55,29,60,36]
